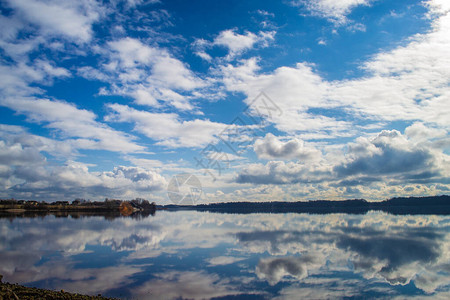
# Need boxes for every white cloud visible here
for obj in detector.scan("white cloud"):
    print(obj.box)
[0,124,78,160]
[405,122,450,150]
[191,38,212,62]
[77,66,110,82]
[237,126,450,190]
[254,133,321,161]
[108,37,161,69]
[193,29,276,61]
[292,0,373,25]
[0,60,69,97]
[98,165,166,191]
[257,10,275,18]
[221,1,450,138]
[89,37,206,111]
[0,13,43,60]
[0,124,166,200]
[34,59,71,78]
[0,97,145,153]
[0,56,145,155]
[334,130,441,178]
[0,139,45,167]
[4,0,103,42]
[206,151,245,162]
[108,37,205,92]
[125,0,161,8]
[329,0,450,127]
[0,0,448,201]
[214,29,275,59]
[105,103,228,148]
[405,122,447,143]
[202,184,287,203]
[2,159,166,200]
[0,14,23,41]
[194,50,213,62]
[221,60,352,135]
[236,160,332,185]
[415,270,450,294]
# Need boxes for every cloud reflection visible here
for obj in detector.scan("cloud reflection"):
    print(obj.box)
[0,211,449,298]
[256,255,320,285]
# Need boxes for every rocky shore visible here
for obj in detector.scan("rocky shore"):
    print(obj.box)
[0,276,116,300]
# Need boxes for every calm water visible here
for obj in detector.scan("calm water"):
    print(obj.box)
[1,211,449,299]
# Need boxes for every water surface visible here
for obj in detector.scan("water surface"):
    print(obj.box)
[1,211,449,299]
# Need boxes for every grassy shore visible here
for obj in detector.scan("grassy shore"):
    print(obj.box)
[0,276,116,299]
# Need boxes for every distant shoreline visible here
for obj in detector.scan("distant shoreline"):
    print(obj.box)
[1,195,449,216]
[160,195,450,215]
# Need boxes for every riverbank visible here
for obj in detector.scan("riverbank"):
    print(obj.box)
[0,276,116,299]
[0,198,156,217]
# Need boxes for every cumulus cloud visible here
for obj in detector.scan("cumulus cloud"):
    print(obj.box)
[405,122,449,148]
[220,0,450,196]
[237,127,449,188]
[415,270,450,294]
[0,139,45,166]
[0,126,165,200]
[334,130,436,177]
[291,0,373,25]
[254,133,321,160]
[7,162,166,201]
[0,0,449,201]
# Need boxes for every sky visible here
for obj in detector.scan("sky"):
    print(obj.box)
[0,0,449,203]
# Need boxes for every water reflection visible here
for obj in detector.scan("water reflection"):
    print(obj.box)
[0,211,449,299]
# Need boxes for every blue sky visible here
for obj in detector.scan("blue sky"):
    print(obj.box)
[0,0,449,203]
